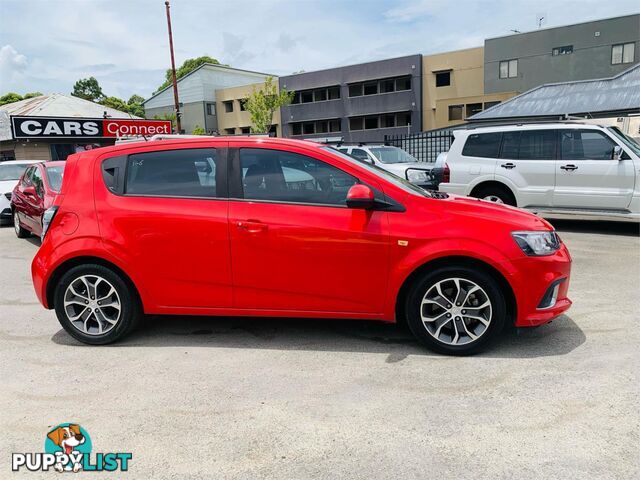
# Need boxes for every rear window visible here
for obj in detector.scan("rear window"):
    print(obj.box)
[46,166,64,192]
[461,133,502,158]
[125,148,220,197]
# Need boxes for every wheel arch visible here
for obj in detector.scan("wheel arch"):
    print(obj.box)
[46,256,143,311]
[394,255,516,328]
[469,180,517,204]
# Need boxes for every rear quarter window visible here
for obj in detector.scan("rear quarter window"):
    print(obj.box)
[461,133,502,158]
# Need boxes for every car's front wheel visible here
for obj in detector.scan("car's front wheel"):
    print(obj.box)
[54,264,142,345]
[472,185,516,206]
[405,266,506,355]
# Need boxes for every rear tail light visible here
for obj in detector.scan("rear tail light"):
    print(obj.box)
[442,163,450,183]
[41,206,59,241]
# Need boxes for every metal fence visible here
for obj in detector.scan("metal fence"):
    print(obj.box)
[384,129,454,163]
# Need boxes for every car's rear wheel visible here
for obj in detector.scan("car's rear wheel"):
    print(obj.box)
[13,210,29,238]
[54,264,142,345]
[405,266,506,355]
[473,185,516,206]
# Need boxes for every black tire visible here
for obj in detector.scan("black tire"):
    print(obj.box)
[13,210,30,238]
[54,264,142,345]
[405,266,506,355]
[472,184,516,206]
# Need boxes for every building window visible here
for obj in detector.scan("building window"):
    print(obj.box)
[239,100,247,111]
[348,75,412,97]
[328,86,341,100]
[349,112,411,131]
[499,59,518,79]
[466,103,483,118]
[363,82,378,95]
[206,103,216,115]
[612,42,635,64]
[292,92,301,104]
[224,128,235,135]
[291,86,340,104]
[241,127,251,134]
[223,101,233,113]
[484,101,501,109]
[289,118,342,136]
[435,71,451,87]
[552,45,573,56]
[448,105,463,121]
[301,91,314,103]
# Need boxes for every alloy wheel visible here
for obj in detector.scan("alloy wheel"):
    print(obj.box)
[13,211,20,236]
[483,195,504,203]
[420,277,492,346]
[63,275,122,335]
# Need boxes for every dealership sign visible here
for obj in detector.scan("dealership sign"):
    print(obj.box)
[11,116,172,139]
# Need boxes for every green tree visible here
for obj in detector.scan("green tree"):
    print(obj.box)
[100,96,129,113]
[0,93,23,106]
[127,94,145,117]
[192,125,206,135]
[153,113,177,132]
[155,55,222,93]
[71,77,104,102]
[243,76,294,134]
[23,92,43,99]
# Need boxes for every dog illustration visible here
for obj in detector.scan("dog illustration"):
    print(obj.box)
[47,424,85,472]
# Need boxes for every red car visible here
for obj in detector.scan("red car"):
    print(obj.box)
[12,161,65,239]
[31,137,571,354]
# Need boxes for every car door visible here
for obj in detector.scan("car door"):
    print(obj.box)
[554,129,635,210]
[496,130,557,208]
[25,165,46,235]
[227,143,390,314]
[95,145,232,309]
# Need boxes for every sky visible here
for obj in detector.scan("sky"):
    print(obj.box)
[0,0,638,100]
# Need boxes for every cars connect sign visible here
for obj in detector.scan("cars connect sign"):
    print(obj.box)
[11,116,172,139]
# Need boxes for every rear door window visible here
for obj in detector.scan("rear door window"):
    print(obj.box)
[240,148,357,205]
[461,132,502,158]
[31,167,44,197]
[125,148,221,197]
[499,131,520,159]
[560,129,618,160]
[517,130,556,160]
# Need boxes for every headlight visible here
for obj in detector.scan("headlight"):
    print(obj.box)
[512,231,561,256]
[41,206,59,241]
[406,169,430,183]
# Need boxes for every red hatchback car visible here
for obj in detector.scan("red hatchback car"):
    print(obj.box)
[13,161,65,239]
[31,137,571,354]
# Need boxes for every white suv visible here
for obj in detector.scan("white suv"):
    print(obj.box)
[336,145,435,189]
[439,123,640,222]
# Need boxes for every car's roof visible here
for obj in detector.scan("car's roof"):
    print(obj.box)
[458,122,609,135]
[42,161,65,167]
[82,136,325,157]
[0,159,44,165]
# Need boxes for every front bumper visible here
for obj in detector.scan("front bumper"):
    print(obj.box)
[508,243,572,327]
[0,194,12,224]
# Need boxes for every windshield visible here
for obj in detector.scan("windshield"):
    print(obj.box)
[46,166,64,192]
[607,127,640,157]
[0,163,30,181]
[368,146,418,164]
[322,147,432,198]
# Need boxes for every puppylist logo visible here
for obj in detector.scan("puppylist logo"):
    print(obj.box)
[12,423,132,473]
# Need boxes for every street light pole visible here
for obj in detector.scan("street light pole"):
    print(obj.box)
[165,0,181,133]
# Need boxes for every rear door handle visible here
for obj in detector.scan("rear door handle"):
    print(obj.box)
[560,164,578,171]
[236,220,268,233]
[500,163,516,169]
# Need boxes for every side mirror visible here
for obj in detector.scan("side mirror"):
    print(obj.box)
[613,145,623,160]
[346,184,375,209]
[23,186,36,196]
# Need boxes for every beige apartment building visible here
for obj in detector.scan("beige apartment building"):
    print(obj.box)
[215,82,282,136]
[422,47,516,130]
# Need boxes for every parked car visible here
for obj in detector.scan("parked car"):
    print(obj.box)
[0,160,43,226]
[439,122,640,222]
[12,161,65,238]
[31,137,571,355]
[336,144,436,189]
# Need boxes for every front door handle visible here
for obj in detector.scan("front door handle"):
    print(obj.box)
[500,163,516,169]
[560,164,578,171]
[236,220,268,233]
